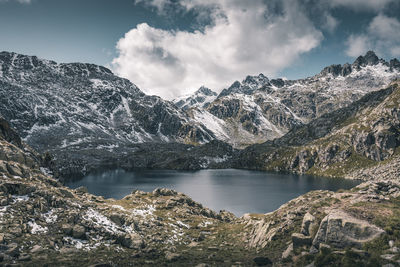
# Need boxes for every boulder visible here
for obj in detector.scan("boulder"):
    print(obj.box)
[292,233,312,248]
[119,233,144,249]
[61,224,73,235]
[30,245,43,253]
[301,212,316,236]
[72,225,86,239]
[75,186,88,194]
[312,210,384,249]
[165,252,180,262]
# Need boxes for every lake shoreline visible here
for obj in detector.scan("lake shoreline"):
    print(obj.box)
[66,168,361,217]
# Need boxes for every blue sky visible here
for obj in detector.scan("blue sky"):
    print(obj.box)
[1,0,400,98]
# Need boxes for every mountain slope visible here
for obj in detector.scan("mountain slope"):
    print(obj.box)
[1,115,400,266]
[182,51,400,147]
[235,80,400,180]
[0,51,217,152]
[0,52,223,177]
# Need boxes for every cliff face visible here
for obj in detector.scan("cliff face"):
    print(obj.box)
[235,81,400,181]
[1,116,400,266]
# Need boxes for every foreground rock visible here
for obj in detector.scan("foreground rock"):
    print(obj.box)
[242,181,400,266]
[311,210,385,250]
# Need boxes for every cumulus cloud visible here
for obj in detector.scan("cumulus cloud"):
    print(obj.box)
[112,0,323,99]
[345,14,400,58]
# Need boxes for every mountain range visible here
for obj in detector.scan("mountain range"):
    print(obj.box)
[177,51,400,147]
[0,50,399,179]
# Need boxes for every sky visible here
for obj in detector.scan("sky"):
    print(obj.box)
[0,0,400,99]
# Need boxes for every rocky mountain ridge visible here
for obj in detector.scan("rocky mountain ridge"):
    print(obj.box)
[234,80,400,180]
[180,51,400,147]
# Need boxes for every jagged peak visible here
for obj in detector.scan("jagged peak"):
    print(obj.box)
[353,50,380,68]
[242,73,269,85]
[319,51,400,78]
[196,86,217,96]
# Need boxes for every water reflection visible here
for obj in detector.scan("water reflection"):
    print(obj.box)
[66,169,361,216]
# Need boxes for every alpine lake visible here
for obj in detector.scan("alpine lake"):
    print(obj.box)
[67,169,361,216]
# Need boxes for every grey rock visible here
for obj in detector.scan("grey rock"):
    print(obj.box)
[18,253,31,261]
[301,212,316,236]
[72,224,86,239]
[165,252,180,262]
[75,186,88,194]
[312,210,384,249]
[119,233,144,249]
[30,245,43,253]
[61,223,73,235]
[282,243,293,259]
[292,233,312,248]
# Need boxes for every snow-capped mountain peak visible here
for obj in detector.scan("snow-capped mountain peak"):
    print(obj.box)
[173,86,218,111]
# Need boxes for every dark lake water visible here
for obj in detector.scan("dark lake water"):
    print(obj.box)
[66,169,361,216]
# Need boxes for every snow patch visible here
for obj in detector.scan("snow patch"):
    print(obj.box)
[40,167,53,177]
[12,195,29,203]
[131,205,156,217]
[28,221,48,234]
[83,208,134,235]
[192,110,229,140]
[176,220,190,229]
[43,209,58,224]
[62,236,103,251]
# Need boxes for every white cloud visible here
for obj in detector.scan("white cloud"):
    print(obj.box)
[0,0,32,3]
[328,0,396,12]
[345,35,370,57]
[112,0,323,99]
[345,14,400,58]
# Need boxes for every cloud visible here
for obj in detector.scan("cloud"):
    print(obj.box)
[345,14,400,58]
[322,13,339,33]
[0,0,32,3]
[345,35,370,57]
[328,0,397,12]
[112,0,323,99]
